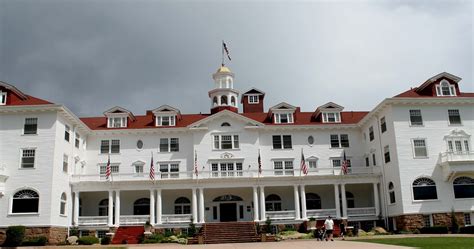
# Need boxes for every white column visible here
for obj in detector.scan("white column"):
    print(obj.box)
[293,185,301,220]
[73,191,80,226]
[253,186,259,221]
[156,189,162,224]
[334,184,341,218]
[108,190,113,227]
[373,183,380,216]
[192,188,198,223]
[114,190,121,226]
[150,189,155,225]
[300,185,307,220]
[199,188,205,223]
[341,184,347,218]
[259,186,266,220]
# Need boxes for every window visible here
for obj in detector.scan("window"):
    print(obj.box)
[136,140,144,150]
[111,140,120,153]
[156,115,176,126]
[60,193,67,215]
[413,139,428,158]
[211,162,243,177]
[0,91,6,105]
[265,194,282,211]
[330,134,349,148]
[99,164,119,175]
[63,154,68,173]
[96,231,107,239]
[12,189,39,213]
[248,95,259,104]
[306,193,321,210]
[308,159,317,169]
[274,113,294,124]
[384,145,391,163]
[388,182,396,204]
[448,109,461,125]
[409,110,423,126]
[21,149,35,168]
[64,125,70,142]
[308,136,314,145]
[100,140,109,154]
[221,95,228,105]
[213,135,239,150]
[413,177,438,200]
[322,112,341,123]
[159,163,179,178]
[24,118,38,134]
[100,140,120,154]
[453,177,474,199]
[160,138,179,152]
[380,117,387,133]
[221,122,231,127]
[174,197,191,214]
[332,159,351,168]
[273,160,294,175]
[134,163,144,174]
[133,198,150,215]
[369,126,374,141]
[108,117,127,128]
[372,153,377,166]
[272,135,292,149]
[75,133,80,148]
[464,213,472,226]
[365,157,370,167]
[423,215,432,227]
[98,199,110,216]
[436,80,456,96]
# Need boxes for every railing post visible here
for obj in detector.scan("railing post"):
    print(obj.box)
[373,183,380,216]
[114,190,121,226]
[334,184,341,218]
[73,191,80,226]
[150,189,155,225]
[156,189,162,224]
[108,190,114,227]
[192,188,198,223]
[259,186,266,221]
[300,185,307,220]
[293,185,301,220]
[253,186,259,221]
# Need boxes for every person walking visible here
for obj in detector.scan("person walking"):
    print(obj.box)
[324,216,334,241]
[340,219,347,240]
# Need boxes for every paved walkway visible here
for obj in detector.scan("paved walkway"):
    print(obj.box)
[128,240,413,249]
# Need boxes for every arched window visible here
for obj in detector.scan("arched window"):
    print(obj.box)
[221,96,228,105]
[12,189,39,213]
[213,96,218,106]
[265,194,282,211]
[436,80,456,96]
[453,176,474,199]
[221,122,231,127]
[231,96,236,106]
[388,182,396,204]
[98,199,109,216]
[306,193,321,210]
[60,193,67,215]
[413,177,438,200]
[174,197,191,214]
[134,198,150,215]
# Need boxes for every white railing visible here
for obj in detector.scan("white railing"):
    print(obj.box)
[161,214,193,224]
[71,166,381,182]
[120,215,150,225]
[306,209,337,218]
[439,151,474,164]
[266,210,296,220]
[78,216,108,226]
[347,207,376,217]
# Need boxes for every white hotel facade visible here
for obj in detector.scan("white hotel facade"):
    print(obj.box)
[0,66,473,243]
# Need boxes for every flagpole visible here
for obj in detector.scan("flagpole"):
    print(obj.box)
[221,40,225,66]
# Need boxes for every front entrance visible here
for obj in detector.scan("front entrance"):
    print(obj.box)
[219,203,237,222]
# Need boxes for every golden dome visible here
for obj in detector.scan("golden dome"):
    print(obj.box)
[216,66,231,73]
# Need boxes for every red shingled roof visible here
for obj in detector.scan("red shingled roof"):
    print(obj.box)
[394,88,474,98]
[8,95,53,106]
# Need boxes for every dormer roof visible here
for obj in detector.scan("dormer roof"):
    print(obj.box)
[151,105,181,114]
[416,72,462,92]
[103,106,136,121]
[243,88,266,96]
[269,102,297,111]
[0,81,28,100]
[312,102,344,119]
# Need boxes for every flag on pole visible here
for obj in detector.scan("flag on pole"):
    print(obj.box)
[258,149,262,174]
[223,41,231,61]
[149,152,155,181]
[300,148,308,175]
[194,150,199,176]
[105,155,111,181]
[341,151,349,175]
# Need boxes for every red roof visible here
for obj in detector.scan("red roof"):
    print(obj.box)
[8,95,53,106]
[394,88,474,98]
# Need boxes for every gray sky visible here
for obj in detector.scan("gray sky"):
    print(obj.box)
[0,0,472,117]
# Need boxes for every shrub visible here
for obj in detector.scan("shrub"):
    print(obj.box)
[22,236,48,246]
[419,226,449,234]
[188,222,197,237]
[77,236,99,245]
[3,225,26,247]
[142,233,165,244]
[164,229,174,237]
[459,226,474,234]
[265,217,273,234]
[69,227,79,237]
[100,236,111,245]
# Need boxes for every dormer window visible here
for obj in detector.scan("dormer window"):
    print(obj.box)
[275,113,293,124]
[436,80,456,96]
[0,91,6,105]
[248,95,259,104]
[322,112,341,123]
[108,117,127,128]
[156,115,176,126]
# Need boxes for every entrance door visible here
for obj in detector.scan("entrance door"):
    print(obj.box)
[220,203,237,222]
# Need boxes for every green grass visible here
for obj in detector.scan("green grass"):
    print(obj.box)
[358,237,474,249]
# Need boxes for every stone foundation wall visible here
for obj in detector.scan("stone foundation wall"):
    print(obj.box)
[395,212,465,231]
[0,226,68,245]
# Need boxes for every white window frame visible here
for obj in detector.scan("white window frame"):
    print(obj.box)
[435,80,456,96]
[75,133,80,148]
[308,158,318,169]
[63,154,68,173]
[409,109,423,126]
[422,214,433,227]
[99,163,120,175]
[272,160,294,176]
[331,158,351,168]
[412,138,428,158]
[322,112,341,123]
[107,116,127,128]
[248,95,259,104]
[272,135,292,150]
[448,109,462,125]
[20,148,36,169]
[0,91,6,105]
[210,161,244,177]
[380,117,387,133]
[213,134,239,150]
[274,113,294,124]
[160,138,180,152]
[159,162,180,178]
[156,115,176,126]
[330,134,349,148]
[64,125,70,142]
[100,140,120,154]
[133,162,145,174]
[384,145,391,163]
[23,117,38,135]
[60,193,67,216]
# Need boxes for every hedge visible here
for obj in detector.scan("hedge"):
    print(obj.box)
[459,226,474,234]
[3,226,26,247]
[77,236,100,245]
[22,236,48,246]
[100,236,111,245]
[419,226,449,234]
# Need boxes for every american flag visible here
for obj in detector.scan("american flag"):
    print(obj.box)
[300,148,308,175]
[194,150,198,176]
[223,41,231,61]
[149,153,155,181]
[105,155,111,181]
[341,151,349,175]
[258,149,262,174]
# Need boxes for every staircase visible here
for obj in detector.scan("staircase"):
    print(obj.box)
[201,222,260,244]
[111,226,144,244]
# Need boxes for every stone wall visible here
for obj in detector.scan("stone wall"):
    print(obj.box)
[432,212,465,227]
[0,226,68,245]
[395,212,465,231]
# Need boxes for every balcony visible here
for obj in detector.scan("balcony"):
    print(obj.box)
[306,209,337,219]
[266,210,296,221]
[439,151,474,181]
[77,214,193,227]
[347,207,377,220]
[71,166,381,183]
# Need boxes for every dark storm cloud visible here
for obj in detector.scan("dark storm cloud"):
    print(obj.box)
[0,0,472,117]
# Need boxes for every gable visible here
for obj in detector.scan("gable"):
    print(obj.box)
[188,109,264,128]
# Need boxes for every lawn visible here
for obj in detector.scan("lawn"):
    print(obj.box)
[357,237,474,249]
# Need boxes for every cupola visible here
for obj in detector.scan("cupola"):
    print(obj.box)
[209,66,239,114]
